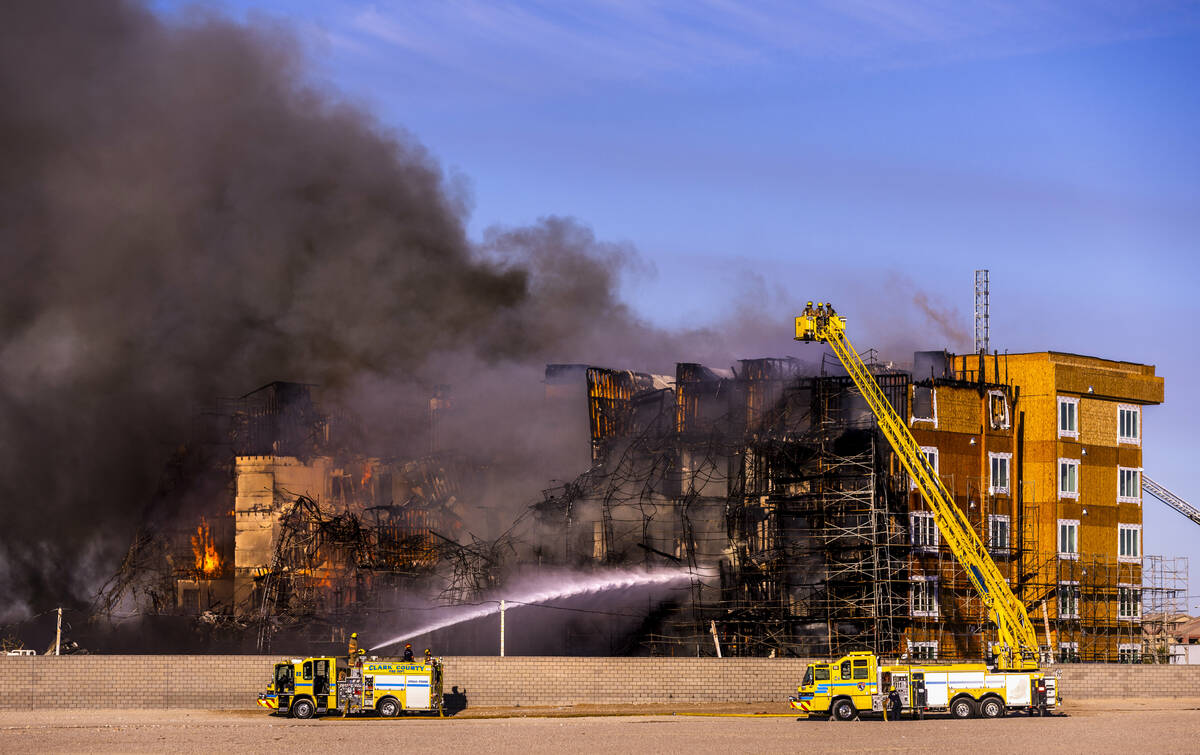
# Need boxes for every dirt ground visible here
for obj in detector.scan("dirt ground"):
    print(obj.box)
[2,699,1198,754]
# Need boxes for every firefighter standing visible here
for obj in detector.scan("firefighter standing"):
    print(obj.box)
[403,643,415,662]
[347,632,359,659]
[886,686,902,721]
[424,648,432,665]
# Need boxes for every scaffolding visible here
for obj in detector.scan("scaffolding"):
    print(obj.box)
[535,361,916,657]
[1141,555,1189,663]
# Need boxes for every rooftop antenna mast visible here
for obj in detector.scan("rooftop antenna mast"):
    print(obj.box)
[974,270,990,354]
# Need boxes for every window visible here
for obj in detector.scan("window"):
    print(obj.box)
[1058,396,1078,438]
[989,453,1012,495]
[1118,644,1140,664]
[922,446,939,473]
[911,577,938,617]
[815,667,830,681]
[302,661,313,681]
[912,386,937,425]
[1118,585,1141,620]
[1058,642,1079,663]
[988,514,1011,554]
[1118,524,1141,563]
[1118,467,1141,503]
[988,391,1010,429]
[1118,405,1140,444]
[752,517,773,553]
[910,511,938,552]
[912,447,938,490]
[840,660,851,679]
[911,641,938,661]
[1058,519,1079,559]
[852,659,869,680]
[1058,458,1079,499]
[1058,581,1080,618]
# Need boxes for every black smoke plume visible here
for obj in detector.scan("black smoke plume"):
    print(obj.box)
[0,1,786,624]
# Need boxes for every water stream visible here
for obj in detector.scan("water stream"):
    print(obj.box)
[371,566,701,651]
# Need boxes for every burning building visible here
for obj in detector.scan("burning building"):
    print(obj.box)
[96,381,481,650]
[97,346,1181,661]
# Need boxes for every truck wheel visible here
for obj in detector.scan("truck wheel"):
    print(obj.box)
[290,698,315,720]
[980,697,1004,718]
[377,697,400,718]
[832,699,857,721]
[950,697,977,719]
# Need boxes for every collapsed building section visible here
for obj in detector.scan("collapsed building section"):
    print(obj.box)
[95,382,482,650]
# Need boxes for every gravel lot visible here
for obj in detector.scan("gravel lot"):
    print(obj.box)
[3,700,1198,754]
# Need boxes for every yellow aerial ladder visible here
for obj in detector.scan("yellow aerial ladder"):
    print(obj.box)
[795,303,1044,671]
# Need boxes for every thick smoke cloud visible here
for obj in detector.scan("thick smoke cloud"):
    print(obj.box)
[0,1,786,620]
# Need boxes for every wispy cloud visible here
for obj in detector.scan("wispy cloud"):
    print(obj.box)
[331,0,1200,94]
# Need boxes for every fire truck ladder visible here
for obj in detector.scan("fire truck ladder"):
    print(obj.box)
[795,303,1044,671]
[1142,475,1200,528]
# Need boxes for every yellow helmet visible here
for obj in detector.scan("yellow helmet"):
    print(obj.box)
[351,632,358,638]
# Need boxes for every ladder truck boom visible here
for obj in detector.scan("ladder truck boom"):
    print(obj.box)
[1142,475,1200,528]
[796,303,1043,671]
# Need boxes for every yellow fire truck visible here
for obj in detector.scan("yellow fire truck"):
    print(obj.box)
[791,651,1057,719]
[257,655,444,718]
[788,305,1058,719]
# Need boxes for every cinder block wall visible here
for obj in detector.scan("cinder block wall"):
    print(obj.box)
[2,656,1198,710]
[1055,663,1200,700]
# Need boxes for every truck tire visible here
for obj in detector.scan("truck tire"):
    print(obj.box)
[950,697,977,719]
[832,698,857,721]
[290,698,316,720]
[979,697,1004,718]
[377,697,400,718]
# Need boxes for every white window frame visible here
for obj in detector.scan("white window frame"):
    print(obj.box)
[988,390,1010,429]
[1058,458,1080,499]
[911,446,939,490]
[1058,580,1081,619]
[1118,643,1140,664]
[1118,583,1142,620]
[1057,519,1079,560]
[910,576,939,618]
[910,511,939,553]
[1118,523,1141,563]
[988,452,1012,495]
[1058,641,1079,663]
[910,386,938,427]
[988,513,1011,554]
[1118,467,1142,503]
[1117,404,1140,445]
[910,641,938,660]
[1058,396,1079,438]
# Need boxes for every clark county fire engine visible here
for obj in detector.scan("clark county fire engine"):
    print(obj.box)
[789,304,1059,720]
[258,653,444,718]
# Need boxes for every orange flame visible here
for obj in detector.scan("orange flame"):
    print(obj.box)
[361,463,373,487]
[191,517,221,576]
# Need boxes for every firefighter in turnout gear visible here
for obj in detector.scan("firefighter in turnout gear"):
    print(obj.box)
[403,644,414,662]
[347,632,359,660]
[887,687,902,721]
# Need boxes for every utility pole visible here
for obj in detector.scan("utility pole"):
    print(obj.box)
[55,607,62,656]
[499,600,506,657]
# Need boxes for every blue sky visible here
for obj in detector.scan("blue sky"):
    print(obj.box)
[159,1,1200,601]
